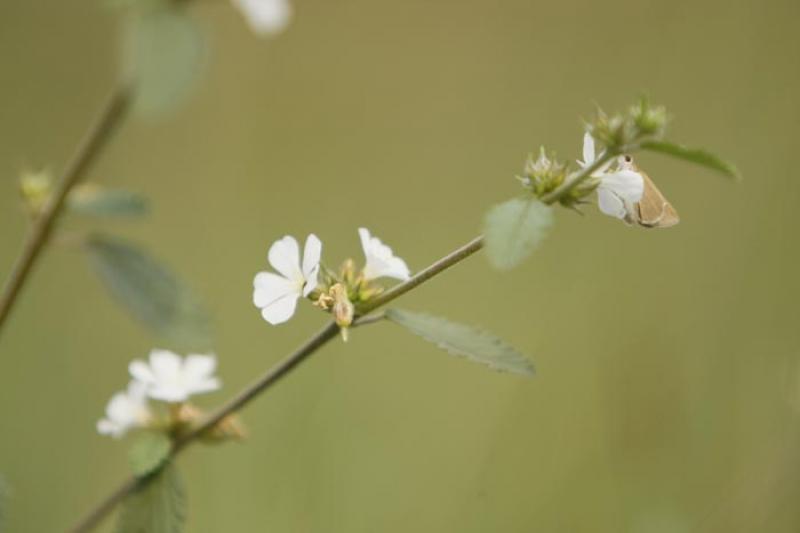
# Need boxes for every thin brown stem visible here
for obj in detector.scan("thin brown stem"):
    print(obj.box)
[0,85,131,336]
[68,233,487,532]
[359,235,484,314]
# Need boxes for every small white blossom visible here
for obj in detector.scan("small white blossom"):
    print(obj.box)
[97,381,152,439]
[129,349,220,403]
[231,0,291,36]
[253,234,321,325]
[358,228,410,281]
[578,133,644,220]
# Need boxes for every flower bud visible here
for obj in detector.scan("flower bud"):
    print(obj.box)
[630,99,667,137]
[19,170,52,215]
[202,414,247,443]
[521,147,567,198]
[588,111,631,150]
[330,283,354,332]
[339,259,357,287]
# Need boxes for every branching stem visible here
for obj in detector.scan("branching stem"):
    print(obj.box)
[68,232,487,532]
[0,86,131,338]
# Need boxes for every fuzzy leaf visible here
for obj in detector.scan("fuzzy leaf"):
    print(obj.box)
[68,185,148,217]
[129,433,172,477]
[85,234,212,351]
[484,197,553,271]
[116,464,185,533]
[385,309,534,376]
[641,140,740,179]
[123,3,206,116]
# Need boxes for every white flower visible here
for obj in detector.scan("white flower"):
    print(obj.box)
[97,381,152,439]
[253,234,321,325]
[578,132,644,220]
[231,0,291,36]
[129,349,221,403]
[358,228,410,281]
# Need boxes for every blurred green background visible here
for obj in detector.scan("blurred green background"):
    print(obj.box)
[2,0,799,531]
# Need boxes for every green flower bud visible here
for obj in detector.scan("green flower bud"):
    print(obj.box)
[19,169,53,215]
[588,111,632,151]
[630,99,667,137]
[521,147,567,198]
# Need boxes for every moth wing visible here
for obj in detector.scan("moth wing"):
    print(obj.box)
[636,172,680,228]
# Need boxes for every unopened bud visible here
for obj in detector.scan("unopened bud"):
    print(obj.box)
[19,170,53,215]
[589,111,631,150]
[521,147,567,197]
[630,99,667,137]
[330,284,354,329]
[203,414,247,443]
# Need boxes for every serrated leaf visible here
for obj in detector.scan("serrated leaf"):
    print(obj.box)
[641,140,740,180]
[116,464,185,533]
[484,197,553,271]
[68,185,148,217]
[85,234,212,351]
[129,432,172,477]
[123,3,206,116]
[385,309,534,376]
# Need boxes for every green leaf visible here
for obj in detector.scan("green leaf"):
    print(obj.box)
[483,197,553,271]
[68,185,148,217]
[129,433,172,477]
[116,464,186,533]
[641,140,740,180]
[385,309,534,376]
[123,3,206,116]
[85,234,213,351]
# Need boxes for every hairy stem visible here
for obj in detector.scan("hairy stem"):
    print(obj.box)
[0,86,131,337]
[539,150,617,204]
[68,233,486,532]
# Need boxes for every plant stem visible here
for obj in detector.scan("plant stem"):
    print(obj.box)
[359,235,484,314]
[0,86,131,337]
[68,233,487,533]
[539,150,617,204]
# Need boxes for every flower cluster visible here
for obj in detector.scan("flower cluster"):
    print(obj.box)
[588,99,667,149]
[253,228,410,331]
[97,349,220,439]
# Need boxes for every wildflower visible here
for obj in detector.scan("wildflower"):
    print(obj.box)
[231,0,291,36]
[253,234,322,324]
[129,349,220,403]
[358,228,410,281]
[578,133,644,220]
[96,381,152,439]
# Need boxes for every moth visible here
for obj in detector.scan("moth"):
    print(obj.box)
[618,154,680,228]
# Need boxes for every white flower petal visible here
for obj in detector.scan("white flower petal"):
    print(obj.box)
[253,271,302,308]
[184,354,217,381]
[149,349,181,382]
[358,227,411,281]
[97,381,151,438]
[129,360,155,385]
[301,234,321,296]
[254,270,302,324]
[268,236,302,281]
[301,234,321,277]
[97,419,120,438]
[582,132,595,165]
[147,386,188,403]
[600,170,644,203]
[260,292,299,325]
[232,0,292,36]
[597,188,628,219]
